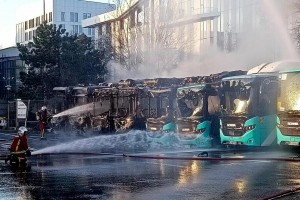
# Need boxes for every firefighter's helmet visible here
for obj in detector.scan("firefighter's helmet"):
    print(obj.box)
[41,106,47,111]
[18,126,28,136]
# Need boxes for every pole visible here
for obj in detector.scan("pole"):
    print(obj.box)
[43,0,45,18]
[25,100,30,127]
[15,100,18,129]
[93,96,95,116]
[7,101,9,128]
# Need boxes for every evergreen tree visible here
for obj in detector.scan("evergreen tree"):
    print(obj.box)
[17,22,112,100]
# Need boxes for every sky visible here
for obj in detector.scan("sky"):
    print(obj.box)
[0,0,112,49]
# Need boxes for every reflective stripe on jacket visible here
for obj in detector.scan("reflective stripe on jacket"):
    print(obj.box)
[10,135,28,153]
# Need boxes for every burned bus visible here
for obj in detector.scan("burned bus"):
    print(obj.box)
[90,85,117,132]
[91,79,150,133]
[145,78,183,132]
[51,84,115,133]
[175,71,246,147]
[175,83,218,147]
[145,78,183,144]
[277,69,300,146]
[112,79,148,132]
[220,74,278,146]
[52,79,149,134]
[52,87,73,113]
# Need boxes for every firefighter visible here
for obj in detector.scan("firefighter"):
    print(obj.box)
[9,126,31,165]
[37,106,50,139]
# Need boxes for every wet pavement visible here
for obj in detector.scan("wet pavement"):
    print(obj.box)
[1,130,300,200]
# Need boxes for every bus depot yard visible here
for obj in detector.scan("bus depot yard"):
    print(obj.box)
[3,60,300,149]
[2,61,300,199]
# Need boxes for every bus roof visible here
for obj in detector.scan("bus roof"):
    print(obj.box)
[177,84,206,91]
[222,73,277,81]
[247,60,300,74]
[279,68,300,73]
[148,88,172,94]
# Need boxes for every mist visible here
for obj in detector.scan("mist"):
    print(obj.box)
[107,0,300,81]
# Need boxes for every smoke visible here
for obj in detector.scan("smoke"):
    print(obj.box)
[106,0,300,82]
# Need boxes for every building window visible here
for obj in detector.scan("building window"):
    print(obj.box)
[130,13,135,28]
[75,13,78,22]
[120,19,124,30]
[79,25,82,33]
[25,32,28,41]
[61,12,65,21]
[101,24,106,35]
[83,13,91,19]
[144,5,149,23]
[88,28,94,35]
[71,12,78,22]
[25,21,28,30]
[35,17,40,26]
[49,12,53,22]
[137,9,143,26]
[70,12,74,22]
[98,25,102,35]
[29,19,34,29]
[29,31,32,40]
[72,25,79,34]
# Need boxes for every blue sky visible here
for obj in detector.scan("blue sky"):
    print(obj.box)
[0,0,113,49]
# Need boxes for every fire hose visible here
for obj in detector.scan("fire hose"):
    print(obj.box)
[258,186,300,200]
[121,153,300,162]
[2,149,300,163]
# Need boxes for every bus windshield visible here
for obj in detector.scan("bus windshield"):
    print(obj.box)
[176,85,205,118]
[221,79,253,115]
[279,72,300,112]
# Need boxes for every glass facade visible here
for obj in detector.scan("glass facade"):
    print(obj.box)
[0,56,25,99]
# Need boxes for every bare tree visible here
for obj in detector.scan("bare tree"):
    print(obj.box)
[109,0,191,75]
[288,0,300,50]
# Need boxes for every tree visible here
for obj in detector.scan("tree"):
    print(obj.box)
[287,0,300,51]
[60,33,110,85]
[109,0,188,76]
[17,22,112,100]
[17,23,62,100]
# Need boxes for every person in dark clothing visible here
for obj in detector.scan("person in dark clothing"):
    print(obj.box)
[37,106,50,139]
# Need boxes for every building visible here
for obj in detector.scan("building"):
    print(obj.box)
[0,47,24,100]
[16,0,116,44]
[82,0,297,78]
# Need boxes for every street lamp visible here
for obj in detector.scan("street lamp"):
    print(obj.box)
[5,84,12,100]
[3,76,14,100]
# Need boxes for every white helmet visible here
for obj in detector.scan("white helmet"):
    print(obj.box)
[41,106,47,111]
[18,126,28,136]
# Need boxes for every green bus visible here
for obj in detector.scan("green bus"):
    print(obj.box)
[220,74,278,146]
[277,69,300,146]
